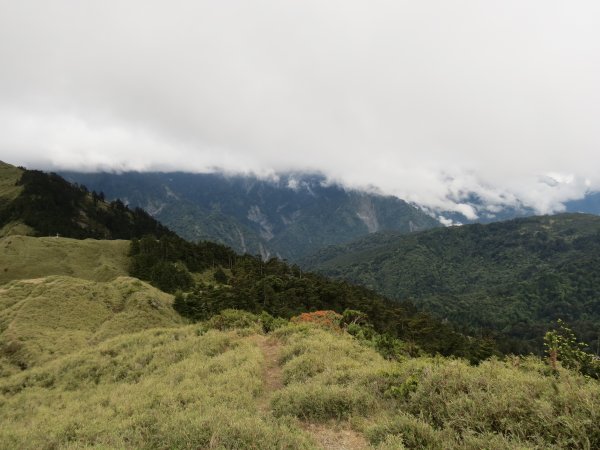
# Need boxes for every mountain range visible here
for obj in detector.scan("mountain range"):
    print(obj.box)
[6,160,599,354]
[61,171,440,261]
[62,170,600,255]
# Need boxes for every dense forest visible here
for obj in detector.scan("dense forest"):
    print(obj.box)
[128,234,497,362]
[303,214,600,354]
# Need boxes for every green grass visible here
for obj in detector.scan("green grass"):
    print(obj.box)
[0,276,183,374]
[0,161,23,204]
[0,236,130,285]
[1,312,599,448]
[0,327,316,449]
[0,162,28,238]
[192,267,233,286]
[271,324,600,449]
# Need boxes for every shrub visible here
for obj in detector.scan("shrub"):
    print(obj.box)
[259,311,288,333]
[375,434,407,450]
[365,413,445,449]
[290,310,342,331]
[206,309,262,332]
[214,267,229,284]
[271,384,374,421]
[544,319,600,378]
[396,357,600,448]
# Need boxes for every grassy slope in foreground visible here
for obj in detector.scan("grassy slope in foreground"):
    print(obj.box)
[0,235,130,284]
[0,275,183,376]
[1,319,598,449]
[0,326,316,449]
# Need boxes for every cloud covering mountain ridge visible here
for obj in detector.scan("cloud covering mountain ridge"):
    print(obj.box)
[1,1,599,218]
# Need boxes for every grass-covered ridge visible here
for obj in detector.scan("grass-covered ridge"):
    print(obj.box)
[0,162,28,238]
[0,161,23,205]
[0,275,182,376]
[0,235,130,284]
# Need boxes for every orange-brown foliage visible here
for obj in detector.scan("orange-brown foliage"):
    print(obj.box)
[290,310,342,331]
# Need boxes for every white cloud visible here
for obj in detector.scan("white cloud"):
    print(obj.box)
[1,1,599,217]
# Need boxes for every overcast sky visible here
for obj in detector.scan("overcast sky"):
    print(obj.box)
[1,1,599,218]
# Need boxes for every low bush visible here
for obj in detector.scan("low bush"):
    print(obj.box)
[271,324,600,449]
[205,309,263,332]
[401,357,599,447]
[272,384,374,421]
[364,413,446,449]
[290,310,342,331]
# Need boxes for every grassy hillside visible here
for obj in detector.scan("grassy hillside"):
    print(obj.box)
[0,235,130,284]
[0,325,315,449]
[303,213,600,353]
[1,317,598,449]
[0,162,29,237]
[0,162,23,204]
[0,275,182,376]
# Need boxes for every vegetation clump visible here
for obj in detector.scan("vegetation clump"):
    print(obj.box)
[545,319,600,378]
[0,275,182,374]
[291,310,343,331]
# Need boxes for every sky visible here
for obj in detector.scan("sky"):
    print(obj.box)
[1,1,599,219]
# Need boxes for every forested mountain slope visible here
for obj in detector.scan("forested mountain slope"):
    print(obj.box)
[0,161,173,240]
[303,213,600,353]
[62,171,440,260]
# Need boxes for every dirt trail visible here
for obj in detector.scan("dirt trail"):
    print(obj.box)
[254,334,284,413]
[254,334,370,450]
[301,423,370,450]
